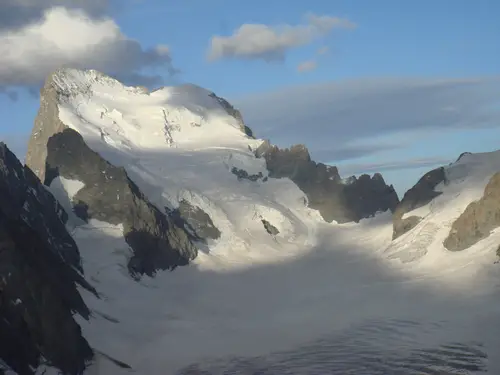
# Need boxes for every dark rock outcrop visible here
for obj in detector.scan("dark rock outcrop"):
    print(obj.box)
[43,128,198,278]
[392,167,447,239]
[0,143,95,374]
[456,152,472,162]
[231,167,265,182]
[255,140,399,223]
[262,219,279,236]
[170,200,221,241]
[444,172,500,251]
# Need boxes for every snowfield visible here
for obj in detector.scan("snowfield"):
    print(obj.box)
[43,69,500,374]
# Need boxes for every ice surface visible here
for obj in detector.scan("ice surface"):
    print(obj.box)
[46,69,500,374]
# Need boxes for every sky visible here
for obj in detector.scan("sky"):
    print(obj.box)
[0,0,499,195]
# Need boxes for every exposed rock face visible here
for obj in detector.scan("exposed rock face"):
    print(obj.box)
[26,72,69,183]
[44,128,198,278]
[444,172,500,251]
[255,140,399,223]
[0,143,95,374]
[171,200,221,241]
[392,167,447,239]
[262,219,279,236]
[231,166,266,182]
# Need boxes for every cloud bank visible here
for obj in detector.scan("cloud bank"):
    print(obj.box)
[233,77,500,172]
[0,1,177,93]
[208,13,355,62]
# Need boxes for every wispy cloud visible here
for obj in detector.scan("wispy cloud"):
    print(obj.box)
[296,45,330,73]
[340,157,453,175]
[0,1,178,95]
[233,77,500,162]
[208,13,355,62]
[297,60,317,73]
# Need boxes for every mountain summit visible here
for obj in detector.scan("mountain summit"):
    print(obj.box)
[3,69,499,374]
[5,68,397,373]
[25,68,399,274]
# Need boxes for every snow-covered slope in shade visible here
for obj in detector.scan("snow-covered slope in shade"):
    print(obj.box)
[42,69,500,374]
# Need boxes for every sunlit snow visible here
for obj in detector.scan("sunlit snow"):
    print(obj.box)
[45,69,500,374]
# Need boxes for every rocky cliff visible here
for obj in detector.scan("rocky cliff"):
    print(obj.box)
[255,140,399,223]
[25,74,198,279]
[0,143,96,374]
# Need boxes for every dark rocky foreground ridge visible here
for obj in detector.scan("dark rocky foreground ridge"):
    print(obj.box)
[254,140,400,223]
[0,143,96,374]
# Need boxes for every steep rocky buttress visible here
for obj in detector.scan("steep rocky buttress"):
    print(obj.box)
[255,140,399,223]
[0,143,96,374]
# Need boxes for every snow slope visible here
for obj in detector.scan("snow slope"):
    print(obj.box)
[388,151,500,277]
[45,69,500,374]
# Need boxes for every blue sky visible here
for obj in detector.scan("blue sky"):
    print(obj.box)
[0,0,499,195]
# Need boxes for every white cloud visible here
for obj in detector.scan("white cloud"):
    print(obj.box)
[232,77,500,162]
[0,3,177,92]
[208,13,355,62]
[297,60,317,72]
[0,0,108,30]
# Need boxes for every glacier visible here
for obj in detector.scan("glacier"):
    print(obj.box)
[11,68,500,374]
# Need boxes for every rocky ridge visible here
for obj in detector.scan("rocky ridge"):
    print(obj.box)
[0,143,95,374]
[392,167,447,239]
[254,140,399,223]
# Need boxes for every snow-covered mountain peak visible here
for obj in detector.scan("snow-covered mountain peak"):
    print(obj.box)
[5,67,500,374]
[47,68,251,151]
